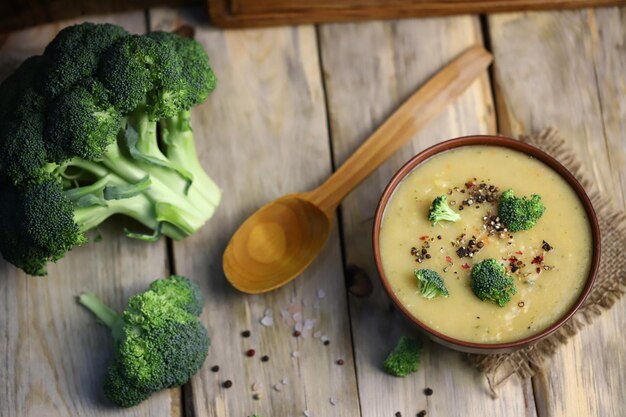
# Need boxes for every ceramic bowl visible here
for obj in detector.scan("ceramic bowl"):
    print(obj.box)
[372,135,600,354]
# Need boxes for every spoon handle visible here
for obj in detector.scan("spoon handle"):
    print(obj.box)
[308,46,493,214]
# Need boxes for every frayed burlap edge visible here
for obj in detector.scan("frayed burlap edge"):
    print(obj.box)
[466,128,626,395]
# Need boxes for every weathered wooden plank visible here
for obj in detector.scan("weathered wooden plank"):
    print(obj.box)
[150,8,361,417]
[0,14,179,417]
[489,7,626,417]
[319,17,536,417]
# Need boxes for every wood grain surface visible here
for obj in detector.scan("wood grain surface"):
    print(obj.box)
[208,0,626,28]
[489,7,626,417]
[150,8,361,417]
[317,16,537,417]
[0,0,200,33]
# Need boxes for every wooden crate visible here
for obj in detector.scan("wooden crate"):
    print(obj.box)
[209,0,626,27]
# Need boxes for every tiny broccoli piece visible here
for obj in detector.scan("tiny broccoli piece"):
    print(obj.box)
[78,275,209,407]
[428,195,460,226]
[498,189,545,232]
[470,259,516,307]
[383,336,423,377]
[414,269,449,299]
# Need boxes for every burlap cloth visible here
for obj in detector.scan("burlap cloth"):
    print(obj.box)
[465,128,626,393]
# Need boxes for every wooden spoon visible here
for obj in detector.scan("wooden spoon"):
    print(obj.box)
[223,46,493,294]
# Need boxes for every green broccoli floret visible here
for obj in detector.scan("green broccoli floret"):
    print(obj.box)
[498,189,545,232]
[0,23,221,275]
[470,259,516,307]
[428,195,460,226]
[78,275,210,408]
[414,269,449,299]
[383,336,423,377]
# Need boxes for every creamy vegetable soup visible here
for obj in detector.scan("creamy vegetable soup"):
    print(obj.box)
[379,145,593,343]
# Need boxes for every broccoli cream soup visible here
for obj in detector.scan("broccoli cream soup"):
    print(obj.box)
[379,146,592,343]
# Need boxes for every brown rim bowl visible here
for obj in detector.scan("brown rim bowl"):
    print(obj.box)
[372,135,600,354]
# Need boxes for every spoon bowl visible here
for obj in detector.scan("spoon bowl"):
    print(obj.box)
[223,46,493,293]
[223,194,332,293]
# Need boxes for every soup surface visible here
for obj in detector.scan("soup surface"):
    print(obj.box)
[379,145,592,343]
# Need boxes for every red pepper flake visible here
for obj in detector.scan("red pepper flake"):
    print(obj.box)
[461,263,470,269]
[445,256,452,263]
[531,255,544,264]
[293,330,301,337]
[419,235,429,241]
[508,257,517,263]
[515,251,524,255]
[245,349,256,357]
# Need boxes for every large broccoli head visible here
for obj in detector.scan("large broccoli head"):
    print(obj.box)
[79,275,209,407]
[470,258,516,307]
[498,189,545,232]
[0,23,221,275]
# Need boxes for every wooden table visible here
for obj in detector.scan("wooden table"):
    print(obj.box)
[1,6,624,417]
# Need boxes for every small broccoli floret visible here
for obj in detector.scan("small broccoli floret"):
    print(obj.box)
[78,275,210,407]
[498,189,545,232]
[42,23,129,100]
[149,274,203,316]
[0,177,85,275]
[383,336,423,377]
[470,259,516,307]
[103,363,152,408]
[428,195,461,226]
[46,78,122,162]
[414,269,449,299]
[0,23,222,275]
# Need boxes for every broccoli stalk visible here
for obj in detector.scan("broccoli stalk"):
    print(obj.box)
[78,275,209,407]
[383,336,423,377]
[470,258,516,307]
[428,195,461,226]
[414,269,449,299]
[498,189,545,232]
[0,23,221,275]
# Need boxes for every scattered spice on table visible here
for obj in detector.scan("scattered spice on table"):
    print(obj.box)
[417,411,427,417]
[336,359,344,365]
[395,412,402,417]
[424,387,433,396]
[261,355,270,362]
[293,330,302,337]
[324,340,330,346]
[246,349,256,357]
[211,365,219,372]
[329,397,337,406]
[241,330,251,338]
[253,392,262,400]
[222,380,233,388]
